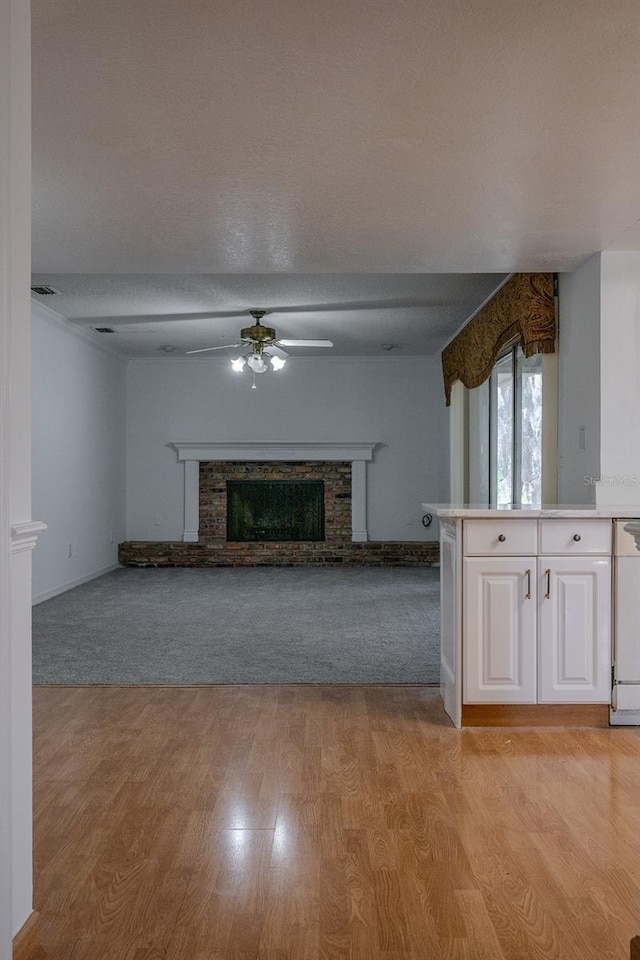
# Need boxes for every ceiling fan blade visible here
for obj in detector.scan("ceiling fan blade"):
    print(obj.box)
[278,339,333,348]
[186,343,242,355]
[269,344,290,359]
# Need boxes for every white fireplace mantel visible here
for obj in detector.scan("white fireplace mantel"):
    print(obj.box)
[170,441,378,543]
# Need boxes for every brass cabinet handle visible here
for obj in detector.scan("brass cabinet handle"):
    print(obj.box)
[545,568,551,598]
[525,569,531,599]
[498,534,506,542]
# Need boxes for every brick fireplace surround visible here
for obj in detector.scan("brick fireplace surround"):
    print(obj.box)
[119,444,439,568]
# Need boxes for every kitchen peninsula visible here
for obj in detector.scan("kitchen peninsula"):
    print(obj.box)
[425,505,640,728]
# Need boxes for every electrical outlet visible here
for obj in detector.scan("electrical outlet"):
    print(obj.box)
[154,515,161,526]
[67,543,73,559]
[109,530,114,544]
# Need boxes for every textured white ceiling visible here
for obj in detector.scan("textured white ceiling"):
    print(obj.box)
[29,273,509,356]
[30,0,640,355]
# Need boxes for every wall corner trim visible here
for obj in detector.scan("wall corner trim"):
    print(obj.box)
[12,911,41,960]
[10,522,47,555]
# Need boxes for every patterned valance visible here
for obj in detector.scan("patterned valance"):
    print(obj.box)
[441,273,556,405]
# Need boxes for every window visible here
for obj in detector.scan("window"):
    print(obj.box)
[490,343,543,507]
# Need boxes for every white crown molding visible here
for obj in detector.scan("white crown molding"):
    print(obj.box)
[10,521,47,554]
[31,299,127,362]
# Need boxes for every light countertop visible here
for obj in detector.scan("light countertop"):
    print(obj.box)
[422,504,640,519]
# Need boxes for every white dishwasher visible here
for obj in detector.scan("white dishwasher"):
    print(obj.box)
[612,520,640,724]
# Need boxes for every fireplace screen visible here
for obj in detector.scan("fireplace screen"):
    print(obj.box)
[226,480,325,542]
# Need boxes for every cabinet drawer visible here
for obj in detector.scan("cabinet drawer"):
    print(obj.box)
[539,519,611,555]
[463,519,537,556]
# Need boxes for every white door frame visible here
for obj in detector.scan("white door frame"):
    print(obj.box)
[0,0,33,954]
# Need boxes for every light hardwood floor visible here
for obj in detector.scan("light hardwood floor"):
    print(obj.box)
[33,686,639,959]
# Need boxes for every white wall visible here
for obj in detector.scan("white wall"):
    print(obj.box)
[1,0,34,946]
[598,250,640,507]
[32,304,127,602]
[557,256,602,505]
[126,357,449,542]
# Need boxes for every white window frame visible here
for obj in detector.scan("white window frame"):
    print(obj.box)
[453,346,557,508]
[489,342,545,508]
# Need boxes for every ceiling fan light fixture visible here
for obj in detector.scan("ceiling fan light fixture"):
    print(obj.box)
[246,353,268,374]
[191,310,332,383]
[270,354,286,371]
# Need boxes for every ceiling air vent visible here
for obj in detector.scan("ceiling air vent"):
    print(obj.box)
[94,327,115,334]
[31,285,60,296]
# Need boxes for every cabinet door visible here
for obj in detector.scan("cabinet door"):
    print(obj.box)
[538,557,611,703]
[463,558,537,703]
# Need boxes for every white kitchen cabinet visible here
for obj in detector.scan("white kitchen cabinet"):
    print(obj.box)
[463,555,610,705]
[431,510,615,726]
[538,557,611,703]
[463,534,611,707]
[463,558,537,703]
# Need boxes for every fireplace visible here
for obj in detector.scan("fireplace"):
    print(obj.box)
[199,461,348,546]
[226,479,325,542]
[170,441,377,543]
[120,440,441,567]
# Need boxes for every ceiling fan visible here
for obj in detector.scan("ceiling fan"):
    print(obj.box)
[186,309,333,356]
[186,310,333,384]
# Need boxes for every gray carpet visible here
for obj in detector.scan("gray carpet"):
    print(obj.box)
[32,566,441,685]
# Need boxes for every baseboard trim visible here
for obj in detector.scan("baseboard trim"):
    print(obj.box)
[610,709,640,726]
[32,562,121,605]
[462,703,610,727]
[13,911,41,960]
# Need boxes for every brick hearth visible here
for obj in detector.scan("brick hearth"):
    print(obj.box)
[118,539,439,567]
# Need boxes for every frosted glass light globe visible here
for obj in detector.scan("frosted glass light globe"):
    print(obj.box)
[247,354,268,374]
